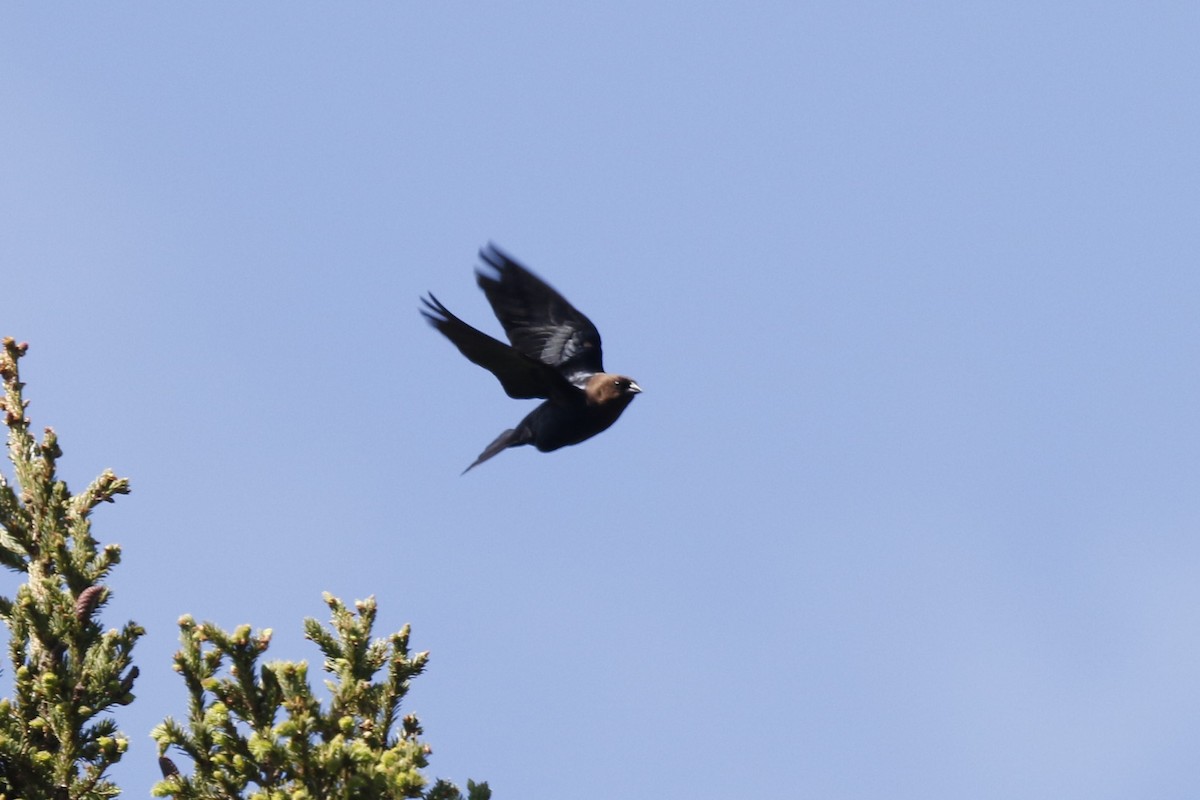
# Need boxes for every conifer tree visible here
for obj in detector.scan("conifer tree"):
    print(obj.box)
[1,339,488,799]
[0,337,140,799]
[151,595,490,800]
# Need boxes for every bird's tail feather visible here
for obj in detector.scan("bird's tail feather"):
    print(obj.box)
[462,427,527,475]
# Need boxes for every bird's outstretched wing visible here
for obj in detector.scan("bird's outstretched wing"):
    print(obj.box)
[476,244,605,384]
[420,294,573,400]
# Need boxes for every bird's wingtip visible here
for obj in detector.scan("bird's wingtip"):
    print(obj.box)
[418,293,446,324]
[476,243,507,282]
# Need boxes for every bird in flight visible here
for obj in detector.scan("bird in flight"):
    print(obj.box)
[421,244,642,473]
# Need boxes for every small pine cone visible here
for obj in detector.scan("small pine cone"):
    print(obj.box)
[75,585,106,624]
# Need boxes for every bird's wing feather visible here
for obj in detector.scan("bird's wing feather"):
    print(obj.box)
[420,294,573,400]
[476,244,605,383]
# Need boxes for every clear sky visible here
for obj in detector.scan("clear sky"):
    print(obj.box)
[3,3,1199,798]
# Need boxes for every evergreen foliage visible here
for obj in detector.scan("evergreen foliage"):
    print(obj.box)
[151,595,489,800]
[1,339,488,799]
[0,337,140,799]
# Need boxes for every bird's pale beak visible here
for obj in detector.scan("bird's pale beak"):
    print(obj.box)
[628,381,642,394]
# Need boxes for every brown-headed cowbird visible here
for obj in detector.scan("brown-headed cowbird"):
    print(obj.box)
[421,244,641,473]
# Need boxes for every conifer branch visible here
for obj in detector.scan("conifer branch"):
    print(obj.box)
[0,338,142,800]
[152,593,489,800]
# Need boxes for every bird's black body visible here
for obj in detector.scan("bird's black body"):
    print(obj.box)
[421,245,641,473]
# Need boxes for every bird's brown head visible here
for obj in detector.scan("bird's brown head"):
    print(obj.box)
[585,373,642,406]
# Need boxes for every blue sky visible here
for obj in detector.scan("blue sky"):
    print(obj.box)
[3,3,1199,797]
